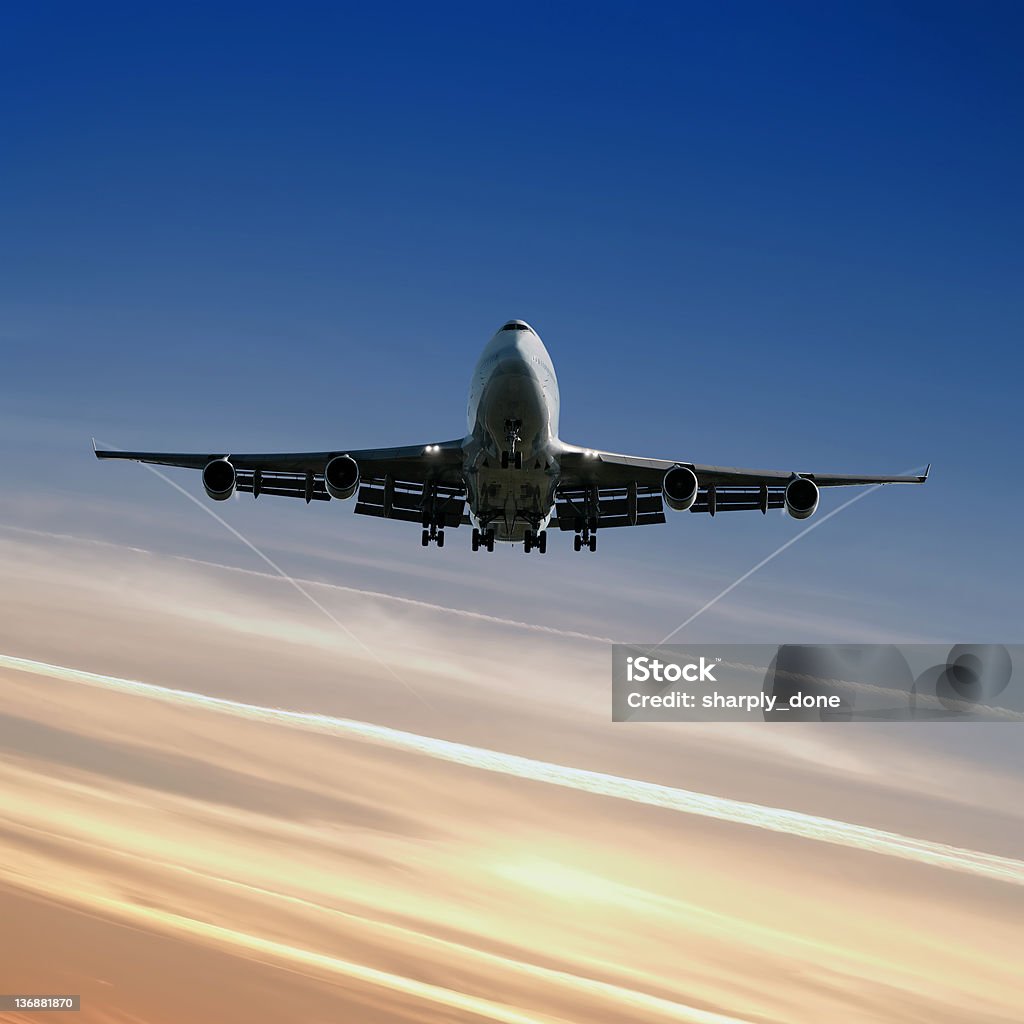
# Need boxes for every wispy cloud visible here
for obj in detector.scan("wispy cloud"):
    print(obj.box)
[4,652,1022,887]
[1,526,1022,1023]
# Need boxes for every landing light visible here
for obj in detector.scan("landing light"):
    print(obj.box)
[425,444,441,454]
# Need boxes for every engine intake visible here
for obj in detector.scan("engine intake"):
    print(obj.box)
[202,458,236,501]
[663,466,699,512]
[785,477,819,520]
[324,455,360,500]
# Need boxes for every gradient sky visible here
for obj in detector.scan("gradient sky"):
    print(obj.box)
[2,1,1023,641]
[1,6,1023,1023]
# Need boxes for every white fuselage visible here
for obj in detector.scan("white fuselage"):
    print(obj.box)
[462,321,562,541]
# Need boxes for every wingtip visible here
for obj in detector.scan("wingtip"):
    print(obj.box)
[92,437,115,459]
[922,463,931,482]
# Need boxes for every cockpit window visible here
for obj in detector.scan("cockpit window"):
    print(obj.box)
[501,322,530,332]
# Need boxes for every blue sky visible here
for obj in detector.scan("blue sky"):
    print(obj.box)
[1,2,1021,640]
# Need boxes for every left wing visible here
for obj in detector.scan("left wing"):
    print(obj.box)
[555,444,928,525]
[94,438,469,526]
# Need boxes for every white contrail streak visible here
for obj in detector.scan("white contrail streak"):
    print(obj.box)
[660,475,919,643]
[94,444,434,709]
[3,652,1022,888]
[179,555,619,644]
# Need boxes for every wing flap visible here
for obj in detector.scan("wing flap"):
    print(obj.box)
[354,479,466,528]
[690,487,787,515]
[554,484,666,531]
[236,470,332,502]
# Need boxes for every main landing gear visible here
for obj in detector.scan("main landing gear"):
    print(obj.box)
[573,524,597,553]
[471,528,496,553]
[421,524,445,547]
[523,529,547,554]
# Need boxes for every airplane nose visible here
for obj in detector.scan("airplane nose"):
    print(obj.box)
[496,348,528,374]
[490,319,541,377]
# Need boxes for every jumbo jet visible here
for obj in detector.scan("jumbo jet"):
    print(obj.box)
[95,320,928,553]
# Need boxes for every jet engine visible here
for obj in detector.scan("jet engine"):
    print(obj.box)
[324,454,360,500]
[662,466,699,511]
[785,476,819,520]
[202,458,236,501]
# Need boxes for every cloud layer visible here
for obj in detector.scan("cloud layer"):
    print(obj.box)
[1,526,1022,1023]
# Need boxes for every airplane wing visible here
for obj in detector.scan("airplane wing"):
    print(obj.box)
[94,439,469,527]
[554,445,928,526]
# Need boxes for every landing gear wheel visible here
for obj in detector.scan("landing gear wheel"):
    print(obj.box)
[513,452,523,469]
[437,530,445,548]
[537,530,547,554]
[421,529,430,547]
[573,535,582,552]
[486,530,495,552]
[589,534,597,552]
[500,450,509,469]
[472,528,480,552]
[524,530,534,553]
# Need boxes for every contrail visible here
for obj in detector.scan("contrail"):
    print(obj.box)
[94,443,435,710]
[177,555,619,644]
[3,652,1022,888]
[660,471,925,643]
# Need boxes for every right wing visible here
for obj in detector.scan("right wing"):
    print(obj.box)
[94,438,469,526]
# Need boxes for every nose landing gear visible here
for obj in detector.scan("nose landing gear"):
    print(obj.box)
[500,419,524,469]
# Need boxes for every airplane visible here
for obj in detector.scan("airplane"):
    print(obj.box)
[94,319,928,554]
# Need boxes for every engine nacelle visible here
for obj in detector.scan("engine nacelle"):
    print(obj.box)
[324,454,360,500]
[785,476,819,520]
[202,458,236,501]
[663,466,699,512]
